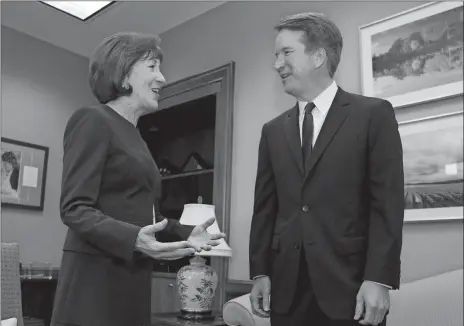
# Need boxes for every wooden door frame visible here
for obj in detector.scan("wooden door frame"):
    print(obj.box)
[158,62,235,311]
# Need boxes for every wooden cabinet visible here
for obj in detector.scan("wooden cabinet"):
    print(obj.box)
[151,273,181,314]
[140,63,235,314]
[151,312,227,325]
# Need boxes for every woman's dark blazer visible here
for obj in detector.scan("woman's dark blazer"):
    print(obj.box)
[50,104,193,326]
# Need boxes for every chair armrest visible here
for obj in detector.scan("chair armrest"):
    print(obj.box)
[1,318,17,326]
[388,269,463,326]
[222,294,271,326]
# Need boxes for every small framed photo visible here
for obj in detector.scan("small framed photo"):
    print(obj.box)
[1,138,49,210]
[359,2,463,108]
[400,111,463,222]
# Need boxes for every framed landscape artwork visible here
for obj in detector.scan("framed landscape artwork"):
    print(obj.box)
[360,2,463,108]
[1,138,49,210]
[400,111,463,222]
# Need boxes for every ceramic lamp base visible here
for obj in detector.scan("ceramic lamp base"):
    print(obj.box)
[177,256,218,319]
[178,310,215,320]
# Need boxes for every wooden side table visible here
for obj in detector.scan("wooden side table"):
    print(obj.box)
[151,312,226,326]
[21,276,58,326]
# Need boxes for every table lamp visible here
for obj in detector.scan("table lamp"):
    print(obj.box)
[177,202,232,320]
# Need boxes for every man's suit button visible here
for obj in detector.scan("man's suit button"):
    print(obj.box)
[293,243,300,249]
[302,205,309,212]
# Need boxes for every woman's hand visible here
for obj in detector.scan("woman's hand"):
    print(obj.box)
[134,219,197,260]
[187,217,226,251]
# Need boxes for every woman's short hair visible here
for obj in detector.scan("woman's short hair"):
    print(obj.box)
[89,32,163,104]
[275,12,343,78]
[2,151,19,169]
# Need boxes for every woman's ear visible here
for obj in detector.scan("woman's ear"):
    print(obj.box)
[122,77,129,90]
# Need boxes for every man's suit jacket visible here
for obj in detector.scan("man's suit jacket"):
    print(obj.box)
[249,87,404,320]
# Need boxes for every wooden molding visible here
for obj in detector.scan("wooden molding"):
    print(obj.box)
[157,62,236,312]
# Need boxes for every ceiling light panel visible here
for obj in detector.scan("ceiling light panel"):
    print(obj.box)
[41,1,114,21]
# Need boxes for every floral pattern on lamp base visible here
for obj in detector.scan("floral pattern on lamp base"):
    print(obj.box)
[176,256,218,320]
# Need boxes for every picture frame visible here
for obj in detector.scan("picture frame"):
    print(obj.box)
[1,138,49,210]
[359,2,463,108]
[400,111,463,222]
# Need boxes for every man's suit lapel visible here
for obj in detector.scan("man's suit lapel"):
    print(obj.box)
[304,88,351,180]
[284,103,304,175]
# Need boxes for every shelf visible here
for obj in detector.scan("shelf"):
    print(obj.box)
[161,169,214,180]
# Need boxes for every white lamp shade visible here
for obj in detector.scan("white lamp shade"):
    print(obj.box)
[179,204,232,257]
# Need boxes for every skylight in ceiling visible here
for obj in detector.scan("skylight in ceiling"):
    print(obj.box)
[41,1,115,21]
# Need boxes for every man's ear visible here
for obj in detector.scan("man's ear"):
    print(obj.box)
[313,48,327,70]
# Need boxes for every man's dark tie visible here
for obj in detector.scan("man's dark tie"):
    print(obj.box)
[302,102,316,172]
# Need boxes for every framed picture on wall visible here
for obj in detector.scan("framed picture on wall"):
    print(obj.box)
[401,111,463,222]
[359,2,463,108]
[1,138,49,210]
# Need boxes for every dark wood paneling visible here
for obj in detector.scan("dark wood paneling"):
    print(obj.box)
[147,62,235,313]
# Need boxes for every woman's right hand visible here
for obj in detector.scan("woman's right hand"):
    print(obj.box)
[134,219,198,260]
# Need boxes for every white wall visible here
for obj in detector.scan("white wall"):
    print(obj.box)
[1,26,96,266]
[159,1,464,281]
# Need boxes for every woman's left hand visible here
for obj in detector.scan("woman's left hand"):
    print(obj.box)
[187,217,226,252]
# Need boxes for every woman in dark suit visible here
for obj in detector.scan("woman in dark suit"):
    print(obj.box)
[50,32,225,326]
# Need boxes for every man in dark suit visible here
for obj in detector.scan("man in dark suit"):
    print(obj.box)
[249,12,404,326]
